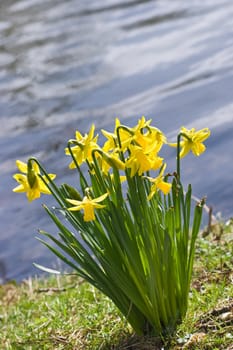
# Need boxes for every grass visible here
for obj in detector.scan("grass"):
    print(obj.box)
[0,218,233,349]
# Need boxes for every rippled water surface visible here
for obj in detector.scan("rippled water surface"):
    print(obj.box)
[1,0,233,281]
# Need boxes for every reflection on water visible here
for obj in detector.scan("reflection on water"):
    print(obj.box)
[0,0,233,281]
[78,0,155,15]
[122,9,188,30]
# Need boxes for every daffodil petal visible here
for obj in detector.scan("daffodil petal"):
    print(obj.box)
[93,192,109,203]
[16,160,27,173]
[66,198,83,206]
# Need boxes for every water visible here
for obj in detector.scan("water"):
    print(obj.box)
[1,0,233,282]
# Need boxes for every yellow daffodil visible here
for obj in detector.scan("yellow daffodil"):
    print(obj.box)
[130,116,152,148]
[125,146,151,177]
[125,144,163,177]
[116,116,152,151]
[170,127,211,158]
[147,165,171,199]
[102,118,121,152]
[113,117,166,156]
[65,125,100,167]
[13,160,56,202]
[66,192,108,221]
[148,126,167,153]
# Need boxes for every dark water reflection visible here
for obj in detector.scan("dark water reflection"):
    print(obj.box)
[0,0,233,281]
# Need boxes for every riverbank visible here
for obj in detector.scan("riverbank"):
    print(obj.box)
[1,220,233,349]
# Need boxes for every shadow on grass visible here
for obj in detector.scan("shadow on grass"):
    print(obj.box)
[101,333,167,350]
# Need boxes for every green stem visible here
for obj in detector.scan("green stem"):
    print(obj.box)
[176,132,192,181]
[116,125,133,161]
[67,141,88,190]
[176,133,181,182]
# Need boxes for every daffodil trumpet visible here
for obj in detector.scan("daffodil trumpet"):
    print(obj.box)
[13,117,210,337]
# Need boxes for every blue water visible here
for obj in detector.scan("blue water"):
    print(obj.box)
[0,0,233,282]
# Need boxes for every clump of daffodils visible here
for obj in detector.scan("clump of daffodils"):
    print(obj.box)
[13,117,210,337]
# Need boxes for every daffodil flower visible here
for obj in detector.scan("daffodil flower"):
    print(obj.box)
[115,116,152,151]
[115,117,166,156]
[125,146,152,176]
[125,144,163,177]
[101,118,121,152]
[65,125,100,167]
[13,160,56,202]
[66,192,108,221]
[148,126,167,153]
[130,116,152,148]
[170,127,211,158]
[146,165,171,199]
